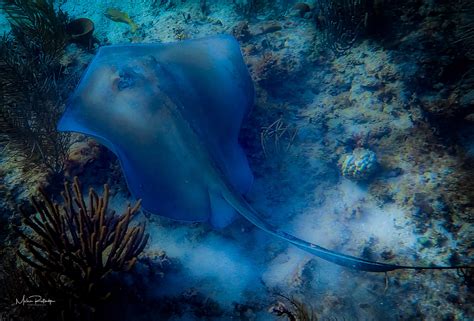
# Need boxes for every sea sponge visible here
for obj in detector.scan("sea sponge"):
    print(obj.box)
[339,148,378,181]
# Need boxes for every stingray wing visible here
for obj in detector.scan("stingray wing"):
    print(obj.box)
[156,35,255,195]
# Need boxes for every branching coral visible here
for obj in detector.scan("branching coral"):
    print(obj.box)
[15,177,149,314]
[0,0,73,177]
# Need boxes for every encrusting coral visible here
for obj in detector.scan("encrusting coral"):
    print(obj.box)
[14,177,149,316]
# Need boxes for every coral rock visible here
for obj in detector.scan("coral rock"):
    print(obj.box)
[232,21,252,42]
[339,148,378,181]
[252,52,288,85]
[260,21,282,34]
[64,138,102,177]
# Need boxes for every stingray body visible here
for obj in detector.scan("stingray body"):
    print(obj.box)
[58,35,470,272]
[59,35,254,227]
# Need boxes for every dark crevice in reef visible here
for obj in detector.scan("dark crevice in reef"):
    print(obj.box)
[372,0,474,144]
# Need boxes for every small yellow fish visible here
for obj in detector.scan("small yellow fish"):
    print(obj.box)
[105,8,138,33]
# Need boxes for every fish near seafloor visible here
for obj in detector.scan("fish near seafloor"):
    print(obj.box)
[104,8,138,33]
[57,35,472,273]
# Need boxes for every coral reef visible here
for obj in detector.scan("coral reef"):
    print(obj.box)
[14,177,149,319]
[253,52,288,85]
[63,139,104,178]
[339,148,378,181]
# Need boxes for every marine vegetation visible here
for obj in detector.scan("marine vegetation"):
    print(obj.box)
[14,177,149,320]
[315,0,379,55]
[105,8,138,33]
[0,0,72,177]
[0,0,69,58]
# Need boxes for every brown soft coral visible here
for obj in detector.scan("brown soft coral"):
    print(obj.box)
[15,177,149,317]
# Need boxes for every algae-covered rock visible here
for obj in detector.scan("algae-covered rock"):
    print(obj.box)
[291,3,311,18]
[232,21,252,41]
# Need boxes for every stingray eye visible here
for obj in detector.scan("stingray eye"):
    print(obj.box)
[116,70,136,91]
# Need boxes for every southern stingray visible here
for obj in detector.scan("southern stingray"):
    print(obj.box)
[58,35,471,272]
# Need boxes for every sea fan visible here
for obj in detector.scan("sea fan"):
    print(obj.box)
[0,0,69,59]
[0,0,72,176]
[315,0,373,55]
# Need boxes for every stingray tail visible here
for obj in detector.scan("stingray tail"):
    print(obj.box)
[221,189,473,273]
